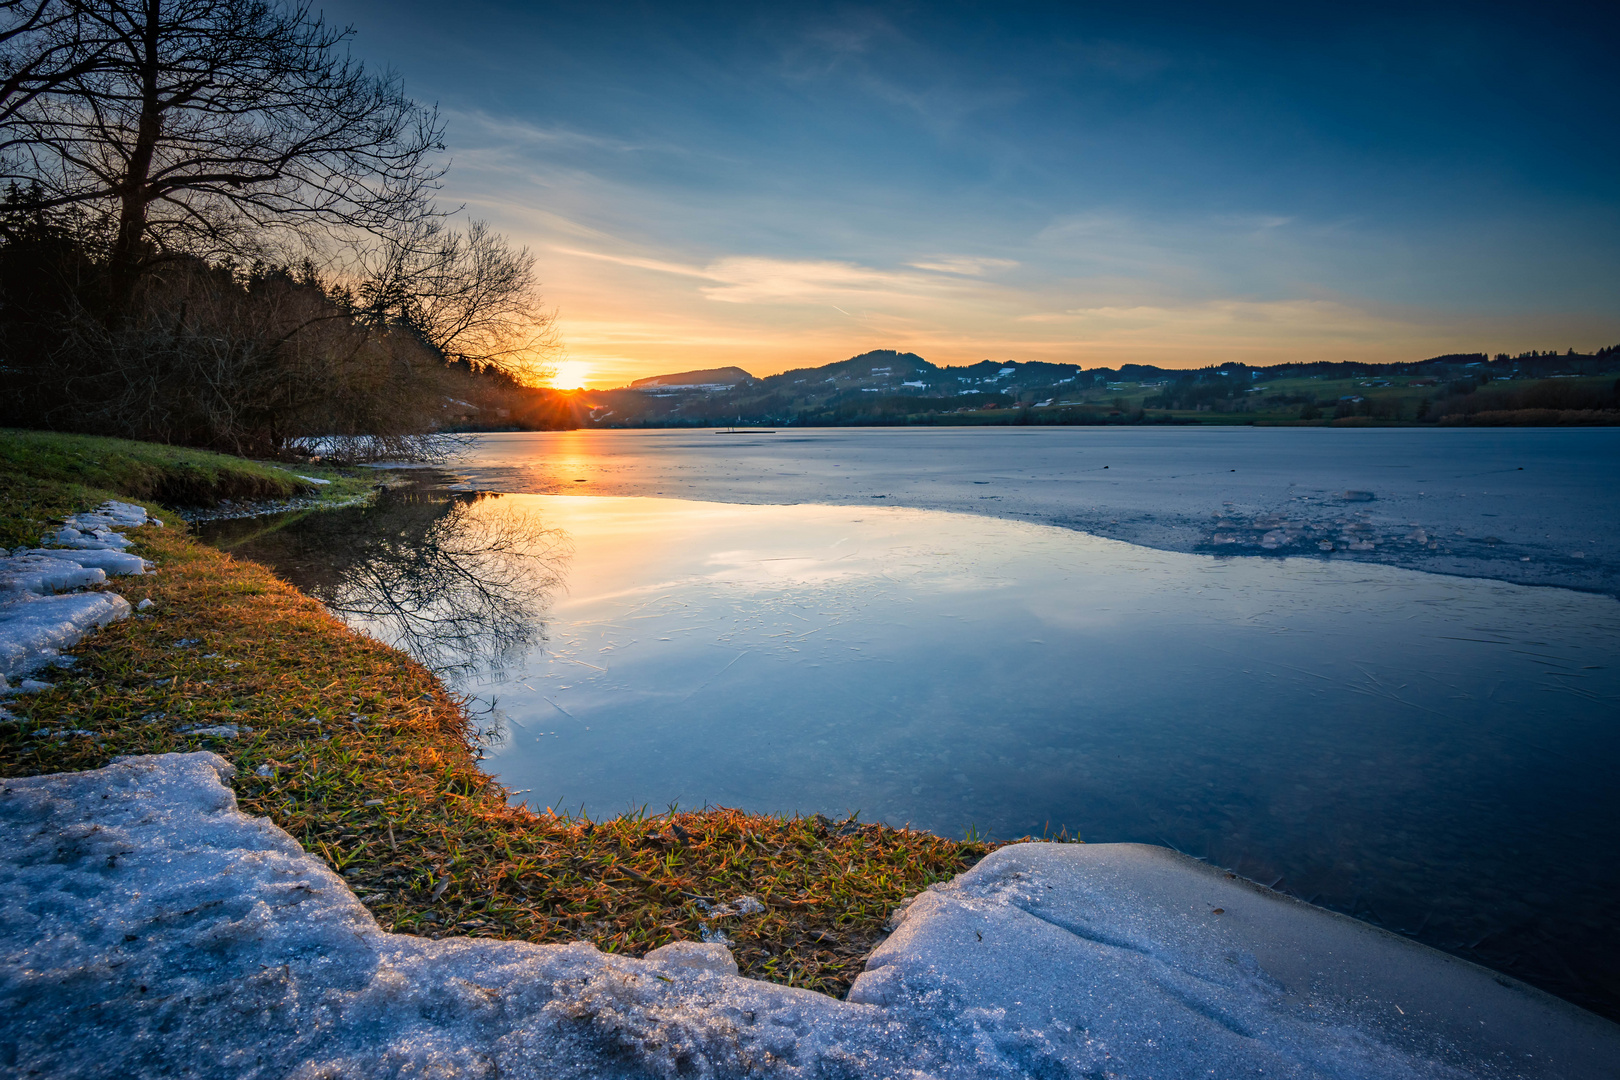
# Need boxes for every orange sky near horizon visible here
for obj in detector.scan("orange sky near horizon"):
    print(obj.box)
[528,242,1619,390]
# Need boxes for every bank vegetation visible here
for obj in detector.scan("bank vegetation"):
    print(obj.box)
[0,0,571,459]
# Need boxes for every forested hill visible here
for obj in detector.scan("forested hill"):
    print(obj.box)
[575,347,1620,428]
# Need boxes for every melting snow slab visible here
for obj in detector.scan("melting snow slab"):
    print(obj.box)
[0,590,131,678]
[3,756,1617,1078]
[0,554,106,599]
[38,526,133,550]
[0,754,942,1079]
[852,843,1620,1078]
[0,499,159,676]
[17,548,150,576]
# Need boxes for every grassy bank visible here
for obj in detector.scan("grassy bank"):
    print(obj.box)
[0,432,993,996]
[0,428,375,548]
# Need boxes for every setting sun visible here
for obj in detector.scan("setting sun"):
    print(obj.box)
[549,360,593,390]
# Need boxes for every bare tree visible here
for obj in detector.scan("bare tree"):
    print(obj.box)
[354,218,559,382]
[0,0,565,456]
[1,0,445,305]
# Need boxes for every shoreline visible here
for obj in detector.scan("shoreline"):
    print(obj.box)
[0,455,992,997]
[6,429,1619,1020]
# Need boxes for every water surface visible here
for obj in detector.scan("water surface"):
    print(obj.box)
[448,427,1620,595]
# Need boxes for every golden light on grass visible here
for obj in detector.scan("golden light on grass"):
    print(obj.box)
[548,360,593,390]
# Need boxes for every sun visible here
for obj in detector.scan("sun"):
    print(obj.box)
[549,360,592,391]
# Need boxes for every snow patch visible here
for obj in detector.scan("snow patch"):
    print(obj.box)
[19,548,151,575]
[0,554,106,598]
[38,525,133,550]
[0,591,132,678]
[0,500,160,675]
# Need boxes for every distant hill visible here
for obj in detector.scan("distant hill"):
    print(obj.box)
[630,367,754,389]
[575,345,1619,429]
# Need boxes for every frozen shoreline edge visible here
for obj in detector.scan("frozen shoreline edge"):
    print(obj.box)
[5,751,1618,1079]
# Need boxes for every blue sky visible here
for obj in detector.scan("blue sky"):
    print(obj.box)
[324,0,1619,386]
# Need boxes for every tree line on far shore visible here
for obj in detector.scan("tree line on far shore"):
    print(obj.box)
[0,0,570,459]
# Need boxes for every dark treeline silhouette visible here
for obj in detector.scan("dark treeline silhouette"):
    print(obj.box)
[0,0,564,458]
[1432,375,1620,425]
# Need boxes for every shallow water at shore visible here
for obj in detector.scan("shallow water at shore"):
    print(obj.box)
[204,482,1620,1017]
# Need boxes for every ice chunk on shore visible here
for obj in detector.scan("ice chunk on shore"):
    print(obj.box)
[20,548,150,575]
[0,554,106,598]
[0,590,131,677]
[39,526,133,550]
[174,724,250,738]
[852,842,1620,1078]
[64,500,155,529]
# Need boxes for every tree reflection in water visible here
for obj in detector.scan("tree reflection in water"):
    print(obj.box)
[200,477,570,682]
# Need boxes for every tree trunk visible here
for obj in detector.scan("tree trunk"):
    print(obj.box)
[107,0,161,312]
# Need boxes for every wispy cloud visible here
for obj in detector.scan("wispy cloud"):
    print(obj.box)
[778,10,1026,134]
[700,256,951,304]
[447,109,657,156]
[551,247,718,280]
[549,248,1004,307]
[908,256,1019,275]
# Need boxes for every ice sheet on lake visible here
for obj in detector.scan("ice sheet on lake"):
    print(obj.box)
[449,428,1620,595]
[4,752,1615,1079]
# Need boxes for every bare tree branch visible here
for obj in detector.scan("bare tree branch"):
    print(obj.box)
[354,218,559,382]
[0,0,447,303]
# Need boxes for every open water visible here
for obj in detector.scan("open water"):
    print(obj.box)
[202,427,1620,1019]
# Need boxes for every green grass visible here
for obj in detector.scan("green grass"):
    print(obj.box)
[0,429,374,547]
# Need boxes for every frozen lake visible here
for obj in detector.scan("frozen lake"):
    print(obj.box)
[203,427,1620,1019]
[452,426,1620,596]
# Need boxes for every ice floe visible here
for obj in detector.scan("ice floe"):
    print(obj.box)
[3,752,1615,1079]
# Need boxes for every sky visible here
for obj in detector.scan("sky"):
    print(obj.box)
[323,0,1620,388]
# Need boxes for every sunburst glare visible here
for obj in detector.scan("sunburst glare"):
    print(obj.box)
[548,360,592,390]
